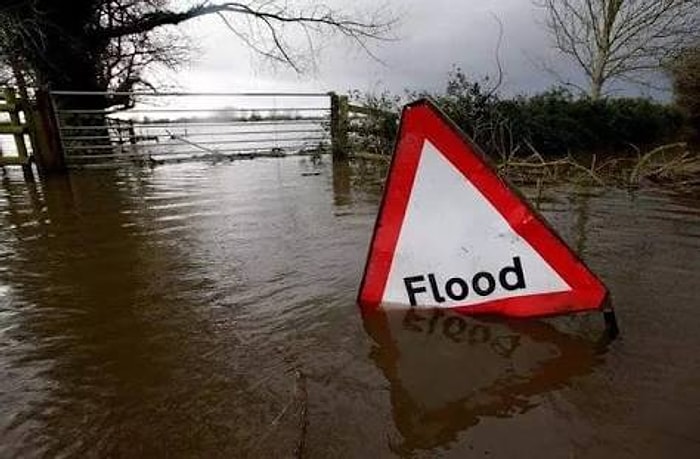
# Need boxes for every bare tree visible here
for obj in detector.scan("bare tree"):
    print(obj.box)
[0,1,394,106]
[537,0,699,99]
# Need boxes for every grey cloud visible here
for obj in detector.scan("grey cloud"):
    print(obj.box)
[166,0,667,98]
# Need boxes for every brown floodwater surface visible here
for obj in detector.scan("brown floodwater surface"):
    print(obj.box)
[1,158,699,457]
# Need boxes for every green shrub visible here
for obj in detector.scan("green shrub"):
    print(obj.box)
[347,89,401,156]
[352,69,686,159]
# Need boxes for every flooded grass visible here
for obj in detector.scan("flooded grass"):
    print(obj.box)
[351,142,700,196]
[499,142,700,193]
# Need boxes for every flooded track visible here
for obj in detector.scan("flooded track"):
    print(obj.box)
[1,158,699,457]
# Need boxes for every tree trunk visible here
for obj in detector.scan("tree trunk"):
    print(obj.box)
[590,79,603,101]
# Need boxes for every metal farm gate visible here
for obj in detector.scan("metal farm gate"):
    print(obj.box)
[49,91,333,167]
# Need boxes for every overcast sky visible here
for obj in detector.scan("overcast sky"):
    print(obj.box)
[159,0,667,99]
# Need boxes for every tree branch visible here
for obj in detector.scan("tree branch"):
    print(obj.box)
[101,2,393,41]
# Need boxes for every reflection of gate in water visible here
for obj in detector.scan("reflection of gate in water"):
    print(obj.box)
[0,87,34,180]
[50,91,333,166]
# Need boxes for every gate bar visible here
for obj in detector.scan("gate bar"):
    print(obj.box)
[50,91,331,97]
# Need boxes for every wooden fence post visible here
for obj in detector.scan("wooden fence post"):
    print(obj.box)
[32,89,67,175]
[330,92,349,161]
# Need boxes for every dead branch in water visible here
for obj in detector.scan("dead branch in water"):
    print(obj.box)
[629,142,689,184]
[243,367,310,457]
[293,369,309,459]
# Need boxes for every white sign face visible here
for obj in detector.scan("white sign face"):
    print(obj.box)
[382,140,571,309]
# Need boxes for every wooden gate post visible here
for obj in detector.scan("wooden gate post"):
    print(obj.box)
[330,92,349,161]
[32,89,66,175]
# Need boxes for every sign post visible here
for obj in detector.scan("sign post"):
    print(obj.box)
[358,99,617,337]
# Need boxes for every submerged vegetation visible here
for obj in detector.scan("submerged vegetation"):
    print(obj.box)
[348,69,699,193]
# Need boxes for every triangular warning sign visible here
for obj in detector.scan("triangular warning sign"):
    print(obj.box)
[358,99,609,318]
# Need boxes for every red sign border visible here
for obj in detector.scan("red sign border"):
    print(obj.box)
[357,99,609,318]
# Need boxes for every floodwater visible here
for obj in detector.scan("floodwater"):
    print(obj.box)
[0,158,699,458]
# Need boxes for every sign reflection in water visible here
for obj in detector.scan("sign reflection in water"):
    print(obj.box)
[363,307,604,453]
